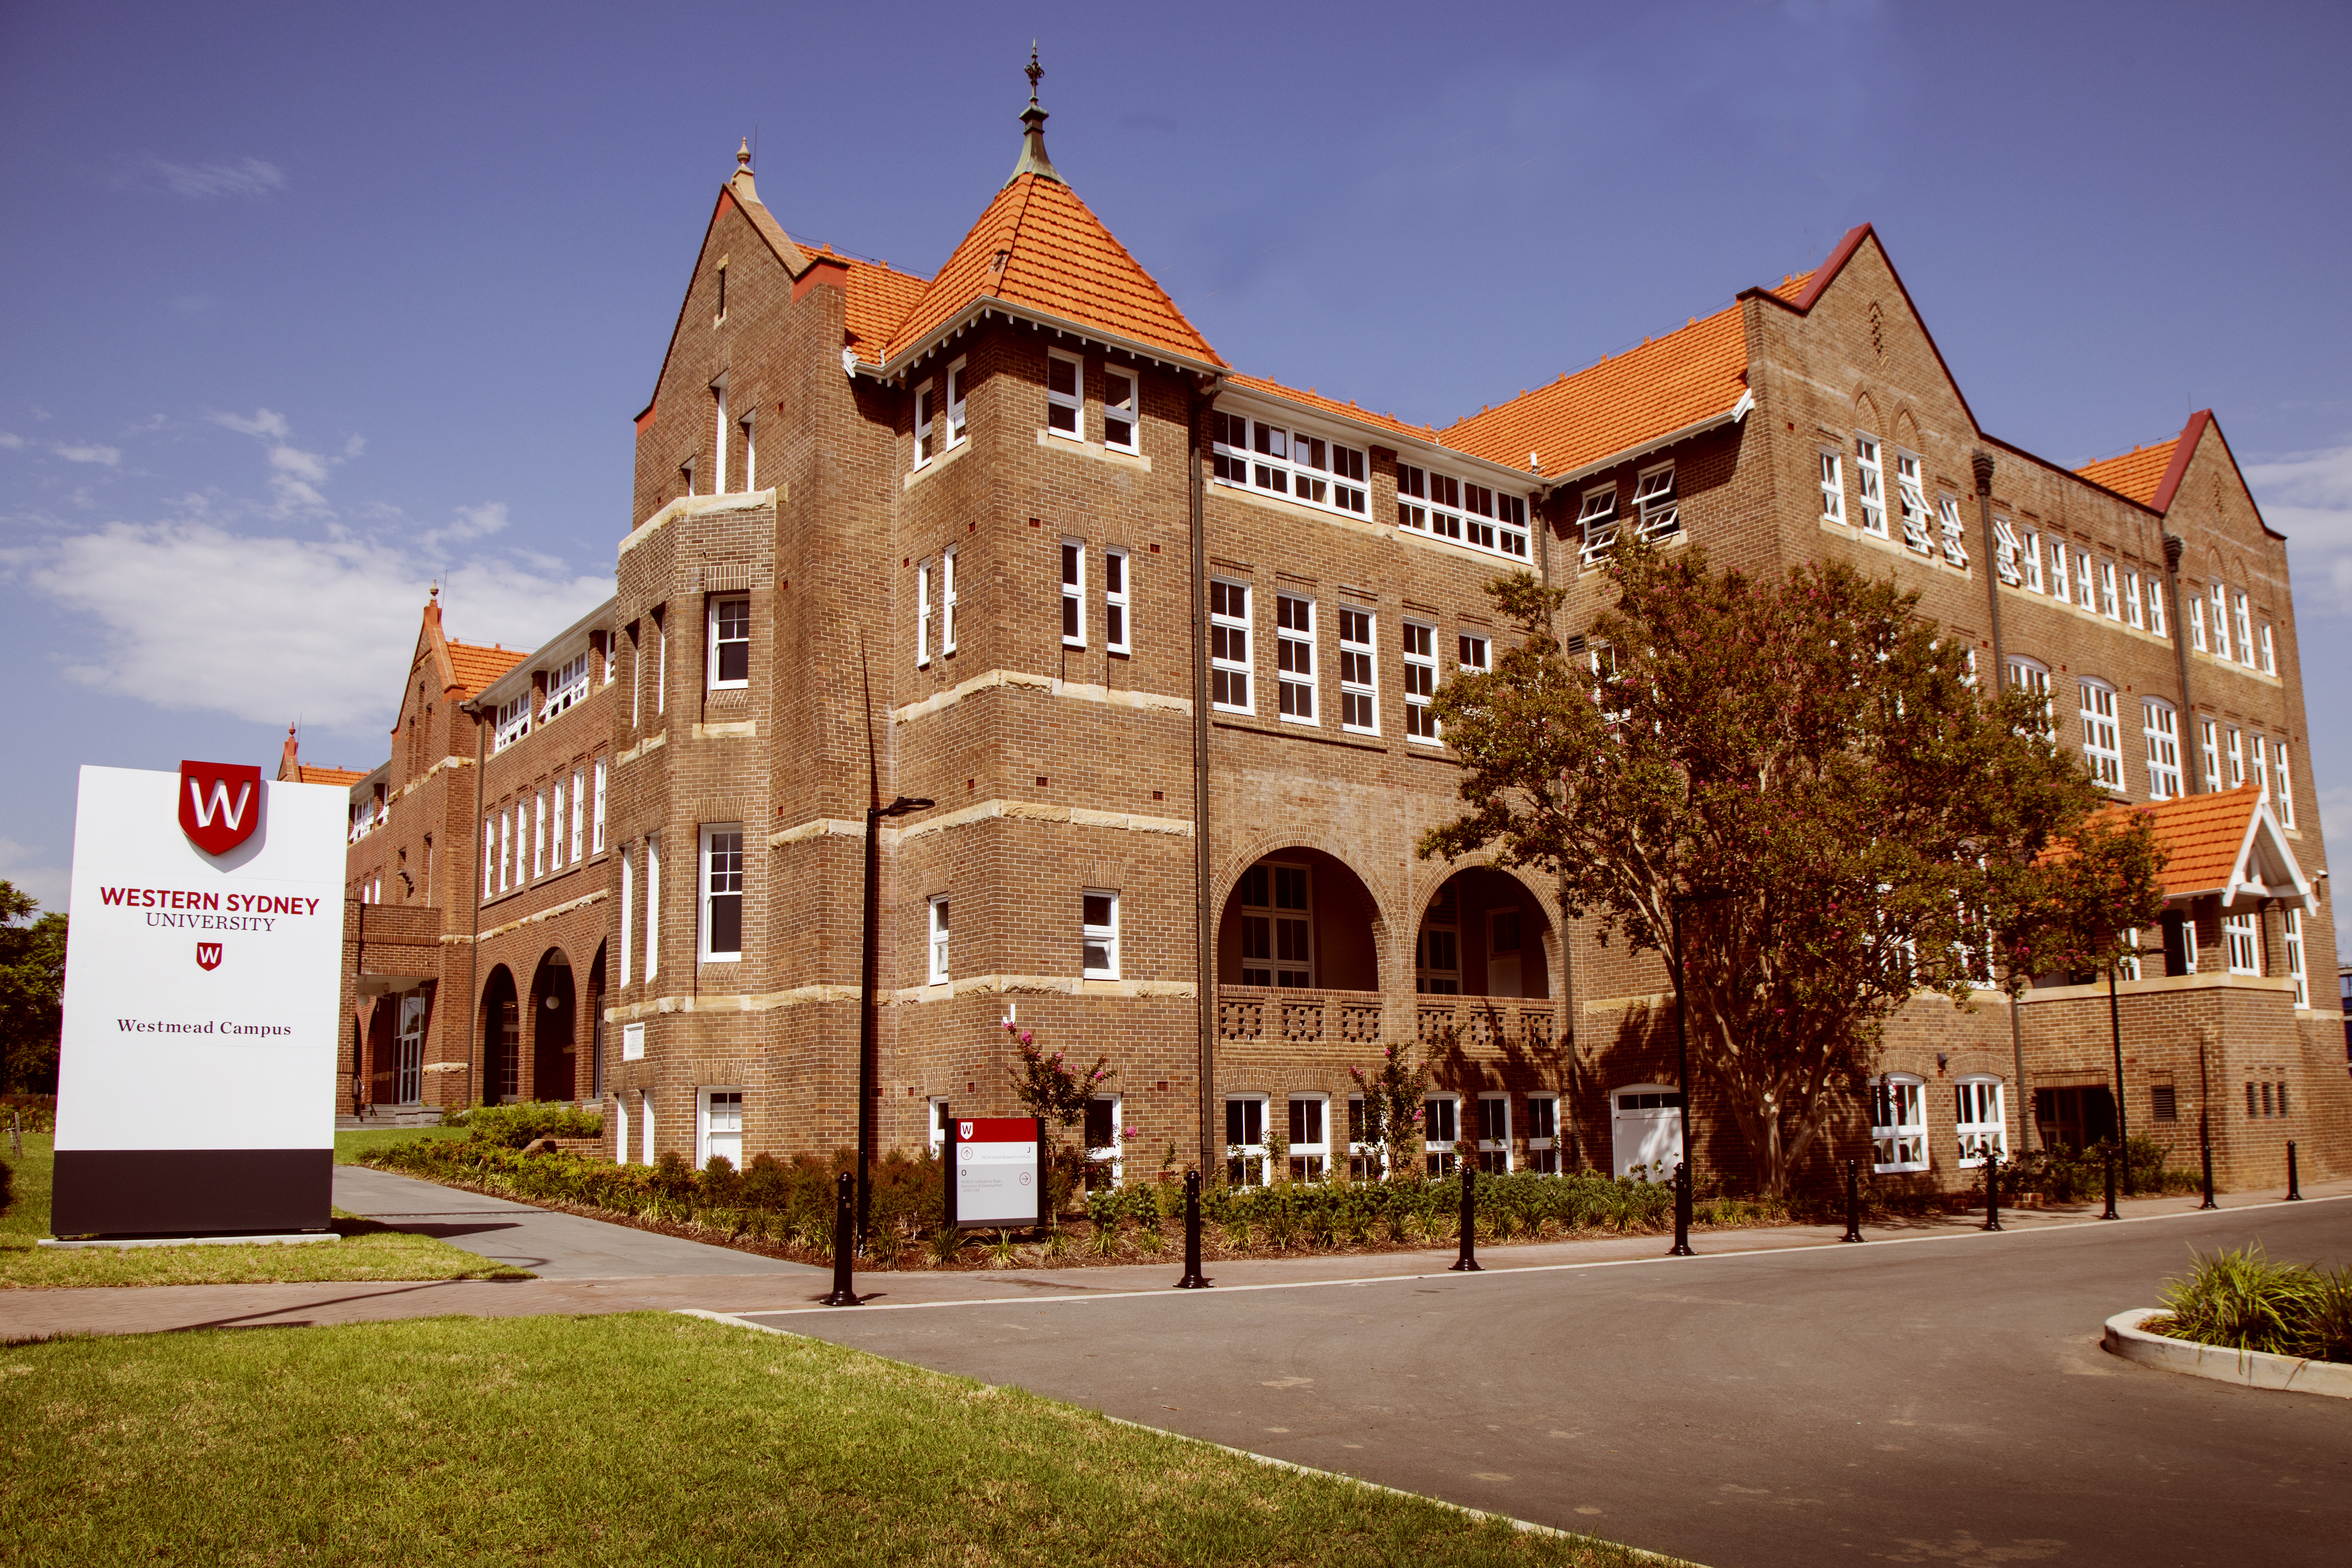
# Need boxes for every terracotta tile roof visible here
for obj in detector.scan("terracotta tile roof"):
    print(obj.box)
[825,252,930,367]
[884,173,1223,369]
[1223,374,1447,447]
[2070,784,2312,910]
[293,764,367,789]
[445,641,527,699]
[1762,269,1816,304]
[1441,303,1750,478]
[2075,439,2181,506]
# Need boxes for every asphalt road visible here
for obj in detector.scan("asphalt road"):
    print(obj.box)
[755,1197,2352,1568]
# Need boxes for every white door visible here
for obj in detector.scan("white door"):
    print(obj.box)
[1611,1087,1684,1179]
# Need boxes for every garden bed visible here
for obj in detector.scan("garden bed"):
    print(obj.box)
[2102,1245,2352,1397]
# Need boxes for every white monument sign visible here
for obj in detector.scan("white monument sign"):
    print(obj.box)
[947,1115,1047,1229]
[51,762,347,1237]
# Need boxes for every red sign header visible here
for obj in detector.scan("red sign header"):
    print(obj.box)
[178,760,263,857]
[956,1117,1039,1144]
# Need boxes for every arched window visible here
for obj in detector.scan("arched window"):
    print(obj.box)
[1954,1077,2005,1167]
[2004,656,2053,739]
[2077,678,2123,791]
[1871,1074,1929,1173]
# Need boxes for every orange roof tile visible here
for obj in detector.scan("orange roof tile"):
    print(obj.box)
[1442,303,1750,478]
[294,764,367,789]
[1223,374,1446,447]
[884,173,1223,369]
[1763,270,1816,305]
[839,256,929,367]
[2074,784,2311,907]
[2075,439,2180,506]
[446,641,527,699]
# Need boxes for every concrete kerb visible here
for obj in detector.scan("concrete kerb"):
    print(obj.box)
[672,1309,1696,1566]
[2102,1307,2352,1399]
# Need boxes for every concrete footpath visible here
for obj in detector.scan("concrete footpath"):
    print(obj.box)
[0,1169,2341,1341]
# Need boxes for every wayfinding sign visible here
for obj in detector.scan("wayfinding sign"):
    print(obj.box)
[945,1114,1048,1230]
[51,763,347,1237]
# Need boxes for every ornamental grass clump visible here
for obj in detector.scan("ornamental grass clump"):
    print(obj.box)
[2152,1245,2352,1363]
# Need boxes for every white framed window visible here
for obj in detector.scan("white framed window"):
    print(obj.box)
[1234,862,1312,988]
[532,791,548,879]
[1082,889,1120,980]
[1576,483,1620,567]
[2188,594,2207,652]
[2099,561,2120,620]
[2275,744,2296,827]
[592,759,607,853]
[498,809,513,893]
[1818,450,1845,526]
[2200,719,2221,792]
[1895,452,1931,554]
[2005,657,2053,738]
[2259,622,2276,675]
[2019,525,2044,592]
[927,895,950,985]
[740,410,757,492]
[644,833,661,982]
[945,358,969,448]
[2252,734,2268,802]
[641,1090,656,1166]
[1423,1093,1461,1176]
[2210,583,2232,660]
[1525,1093,1561,1174]
[2125,572,2145,629]
[549,778,565,871]
[2119,925,2143,982]
[1104,548,1131,654]
[1209,579,1251,713]
[2148,574,2167,637]
[1046,350,1082,437]
[1085,1095,1125,1187]
[1463,483,1531,557]
[701,825,743,962]
[618,846,633,987]
[655,609,669,715]
[1477,1092,1512,1174]
[1276,593,1316,723]
[1212,410,1370,518]
[1225,1095,1269,1188]
[1415,884,1459,994]
[709,596,750,689]
[2143,701,2182,800]
[1060,540,1085,648]
[940,545,959,654]
[571,768,586,863]
[915,380,938,466]
[492,694,530,752]
[1853,436,1887,537]
[1991,519,2022,585]
[2080,679,2123,791]
[2075,550,2098,612]
[1955,1079,2005,1167]
[916,559,932,667]
[1346,1095,1383,1181]
[1459,632,1489,674]
[615,1096,630,1164]
[711,380,728,494]
[1402,622,1439,742]
[545,651,590,720]
[1394,460,1526,557]
[1633,463,1679,541]
[1339,607,1377,734]
[929,1098,950,1160]
[482,816,495,900]
[2233,593,2254,667]
[1102,368,1137,452]
[2224,912,2261,976]
[1936,495,1969,568]
[2226,726,2244,788]
[1287,1094,1328,1182]
[1871,1075,1929,1173]
[629,623,643,729]
[2047,537,2071,604]
[2284,909,2307,1006]
[698,1088,742,1167]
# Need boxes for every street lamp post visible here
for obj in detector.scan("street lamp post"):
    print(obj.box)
[858,793,933,1251]
[2107,958,2129,1198]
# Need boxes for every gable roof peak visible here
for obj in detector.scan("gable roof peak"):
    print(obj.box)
[1006,43,1063,188]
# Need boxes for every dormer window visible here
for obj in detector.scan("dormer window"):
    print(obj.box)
[492,695,530,752]
[544,652,590,720]
[1047,350,1082,437]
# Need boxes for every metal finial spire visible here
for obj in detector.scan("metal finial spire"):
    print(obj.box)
[737,138,752,172]
[1006,43,1063,187]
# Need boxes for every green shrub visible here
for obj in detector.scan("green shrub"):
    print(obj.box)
[463,1102,604,1148]
[2153,1245,2351,1362]
[2,1095,56,1135]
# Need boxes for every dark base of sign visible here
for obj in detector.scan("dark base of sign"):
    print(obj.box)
[51,1148,333,1238]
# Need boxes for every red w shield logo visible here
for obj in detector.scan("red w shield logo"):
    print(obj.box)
[179,760,262,856]
[196,942,223,971]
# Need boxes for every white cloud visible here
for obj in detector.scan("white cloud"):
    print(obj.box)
[2245,441,2352,616]
[211,408,347,514]
[0,432,25,449]
[54,443,121,466]
[423,501,509,549]
[30,518,609,740]
[135,155,287,201]
[212,408,290,441]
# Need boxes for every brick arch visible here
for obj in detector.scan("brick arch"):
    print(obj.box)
[1213,832,1398,941]
[1891,407,1920,452]
[1851,387,1880,433]
[1403,857,1567,1000]
[1213,837,1394,993]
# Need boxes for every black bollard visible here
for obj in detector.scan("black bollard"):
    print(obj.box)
[2100,1152,2119,1221]
[821,1171,860,1306]
[2199,1113,2217,1210]
[1174,1169,1210,1289]
[1668,1160,1694,1257]
[1451,1156,1483,1272]
[1841,1158,1865,1243]
[1980,1148,2002,1232]
[2286,1140,2303,1202]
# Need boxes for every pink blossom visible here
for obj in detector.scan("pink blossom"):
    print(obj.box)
[1019,1031,1034,1045]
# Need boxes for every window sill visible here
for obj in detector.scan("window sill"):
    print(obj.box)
[1036,427,1153,472]
[1212,715,1388,755]
[1873,1162,1930,1176]
[904,437,972,490]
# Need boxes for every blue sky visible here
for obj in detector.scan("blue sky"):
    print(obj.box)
[4,1,2349,945]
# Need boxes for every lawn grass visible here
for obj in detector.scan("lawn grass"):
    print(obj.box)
[0,1133,527,1289]
[0,1312,1662,1567]
[334,1124,469,1164]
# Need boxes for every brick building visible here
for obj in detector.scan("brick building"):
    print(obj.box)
[319,74,2346,1193]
